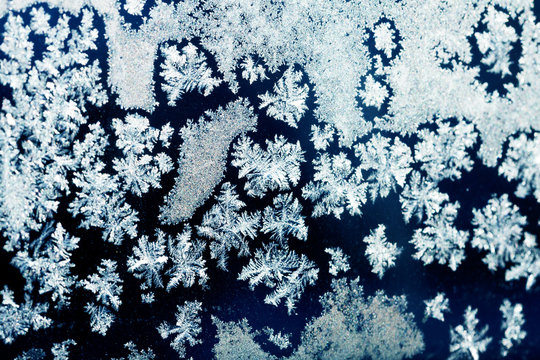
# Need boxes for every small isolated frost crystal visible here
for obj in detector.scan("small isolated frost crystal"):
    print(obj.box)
[303,152,367,218]
[197,182,260,270]
[259,66,309,128]
[355,134,412,201]
[449,307,492,360]
[165,226,207,291]
[81,260,123,335]
[400,171,449,223]
[238,243,318,314]
[500,299,526,357]
[499,133,540,201]
[160,43,221,106]
[158,301,202,357]
[475,6,518,76]
[359,75,388,110]
[472,194,527,271]
[0,287,51,344]
[424,293,450,322]
[114,342,155,360]
[411,202,468,271]
[127,234,168,290]
[232,135,305,198]
[264,327,291,350]
[262,193,307,245]
[51,339,76,360]
[373,21,397,58]
[363,224,401,278]
[240,56,267,84]
[325,247,350,276]
[124,0,145,16]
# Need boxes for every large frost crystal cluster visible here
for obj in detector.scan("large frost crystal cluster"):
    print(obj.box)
[0,0,539,358]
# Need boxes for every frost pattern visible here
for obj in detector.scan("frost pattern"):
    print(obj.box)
[500,299,526,357]
[449,307,492,360]
[259,66,308,128]
[400,171,449,224]
[81,260,123,335]
[261,193,307,245]
[411,202,468,271]
[325,247,350,276]
[232,135,305,198]
[238,243,318,314]
[499,133,540,201]
[303,152,367,218]
[127,234,168,291]
[160,43,221,106]
[158,300,202,357]
[363,224,401,278]
[197,183,260,270]
[355,134,412,201]
[165,226,208,291]
[424,293,450,322]
[472,194,527,271]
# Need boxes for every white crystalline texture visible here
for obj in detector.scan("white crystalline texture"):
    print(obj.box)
[472,194,527,271]
[500,299,526,357]
[262,193,308,245]
[355,134,412,201]
[232,135,305,198]
[160,42,221,106]
[499,132,540,202]
[373,21,397,58]
[165,226,207,291]
[449,307,492,360]
[157,301,202,357]
[238,243,318,314]
[363,224,401,279]
[325,247,350,276]
[124,0,145,16]
[197,183,260,271]
[127,234,168,289]
[424,293,450,322]
[259,66,309,128]
[359,75,388,110]
[411,202,468,271]
[160,99,257,224]
[400,171,449,224]
[303,152,367,219]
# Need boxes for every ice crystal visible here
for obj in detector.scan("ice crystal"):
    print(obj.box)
[160,99,257,224]
[424,293,450,322]
[240,56,268,84]
[472,194,527,271]
[81,260,123,335]
[124,0,145,16]
[449,307,492,360]
[500,299,526,357]
[363,224,401,278]
[0,287,51,344]
[355,134,412,201]
[238,243,318,314]
[261,193,307,245]
[51,339,76,360]
[165,226,207,291]
[359,75,388,110]
[325,247,350,276]
[373,21,397,58]
[127,234,168,290]
[259,66,308,128]
[303,152,367,218]
[197,183,260,270]
[232,135,305,198]
[414,120,477,182]
[160,43,221,106]
[499,133,540,201]
[411,202,468,271]
[158,301,202,357]
[400,171,449,224]
[264,327,291,350]
[505,232,540,290]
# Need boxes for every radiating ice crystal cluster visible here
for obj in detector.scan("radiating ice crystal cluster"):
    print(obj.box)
[0,0,539,359]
